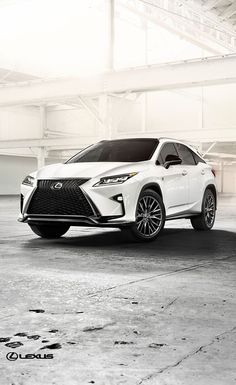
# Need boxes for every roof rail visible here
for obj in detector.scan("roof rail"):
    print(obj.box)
[158,136,186,141]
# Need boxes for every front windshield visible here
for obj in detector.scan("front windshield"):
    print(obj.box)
[67,139,159,163]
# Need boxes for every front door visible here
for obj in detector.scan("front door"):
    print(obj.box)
[157,142,189,217]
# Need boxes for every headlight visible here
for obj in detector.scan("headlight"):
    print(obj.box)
[93,172,137,187]
[22,175,35,187]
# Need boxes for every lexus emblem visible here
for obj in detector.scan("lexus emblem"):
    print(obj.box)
[51,182,63,190]
[6,352,18,361]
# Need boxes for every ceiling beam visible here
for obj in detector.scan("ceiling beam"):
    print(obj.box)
[0,137,96,150]
[204,0,223,11]
[121,2,224,54]
[0,54,236,106]
[220,2,236,20]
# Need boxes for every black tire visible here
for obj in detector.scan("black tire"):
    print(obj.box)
[29,224,70,238]
[190,189,216,231]
[129,189,165,242]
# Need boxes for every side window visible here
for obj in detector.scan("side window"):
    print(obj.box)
[157,143,178,164]
[156,153,163,165]
[175,143,196,165]
[192,151,206,164]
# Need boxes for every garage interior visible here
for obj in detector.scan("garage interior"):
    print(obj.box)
[0,0,236,384]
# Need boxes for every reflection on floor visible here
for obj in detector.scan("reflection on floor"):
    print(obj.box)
[0,195,235,385]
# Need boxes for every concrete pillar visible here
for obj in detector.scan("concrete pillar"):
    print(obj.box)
[142,20,148,132]
[99,95,112,139]
[107,0,114,70]
[37,147,46,169]
[38,105,46,169]
[220,160,224,194]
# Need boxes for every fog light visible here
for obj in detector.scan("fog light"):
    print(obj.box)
[112,194,123,202]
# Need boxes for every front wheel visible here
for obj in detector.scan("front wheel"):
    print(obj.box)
[190,189,216,231]
[130,189,165,242]
[29,224,70,238]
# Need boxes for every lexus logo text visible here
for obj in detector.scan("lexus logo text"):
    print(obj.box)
[6,352,53,361]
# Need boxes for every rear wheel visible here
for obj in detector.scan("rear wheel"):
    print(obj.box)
[190,189,216,231]
[29,224,70,238]
[130,189,165,242]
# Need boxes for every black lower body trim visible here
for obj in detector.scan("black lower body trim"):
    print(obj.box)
[20,214,133,228]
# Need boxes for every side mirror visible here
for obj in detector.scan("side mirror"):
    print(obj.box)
[164,155,182,169]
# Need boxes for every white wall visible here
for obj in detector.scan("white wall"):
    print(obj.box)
[0,106,41,157]
[0,106,40,140]
[115,86,236,143]
[0,155,37,195]
[0,155,63,195]
[214,164,236,194]
[44,84,236,143]
[47,108,99,138]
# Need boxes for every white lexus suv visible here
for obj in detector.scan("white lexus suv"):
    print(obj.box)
[19,138,217,242]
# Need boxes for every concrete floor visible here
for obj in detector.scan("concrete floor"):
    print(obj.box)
[0,196,235,385]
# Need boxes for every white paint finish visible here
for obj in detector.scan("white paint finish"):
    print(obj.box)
[19,138,215,224]
[187,163,207,206]
[160,165,189,213]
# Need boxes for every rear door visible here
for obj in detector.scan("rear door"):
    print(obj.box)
[157,142,188,216]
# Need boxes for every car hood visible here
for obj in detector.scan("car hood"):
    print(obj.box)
[36,161,150,180]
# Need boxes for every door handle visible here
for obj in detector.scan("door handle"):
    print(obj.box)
[201,170,205,175]
[182,170,188,176]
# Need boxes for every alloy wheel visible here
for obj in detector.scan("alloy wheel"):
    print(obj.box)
[204,193,215,227]
[136,195,163,237]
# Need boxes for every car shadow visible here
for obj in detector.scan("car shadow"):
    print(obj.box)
[23,227,236,261]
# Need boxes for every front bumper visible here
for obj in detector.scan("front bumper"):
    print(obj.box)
[19,177,140,227]
[18,213,134,227]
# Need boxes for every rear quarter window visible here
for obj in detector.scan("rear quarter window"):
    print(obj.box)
[174,143,196,165]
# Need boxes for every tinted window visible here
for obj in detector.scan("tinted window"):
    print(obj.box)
[175,143,195,165]
[192,151,205,164]
[158,143,178,164]
[67,139,159,163]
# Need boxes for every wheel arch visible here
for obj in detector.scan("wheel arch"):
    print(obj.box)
[140,183,163,201]
[205,184,217,209]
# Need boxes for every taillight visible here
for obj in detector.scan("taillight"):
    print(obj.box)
[211,168,216,177]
